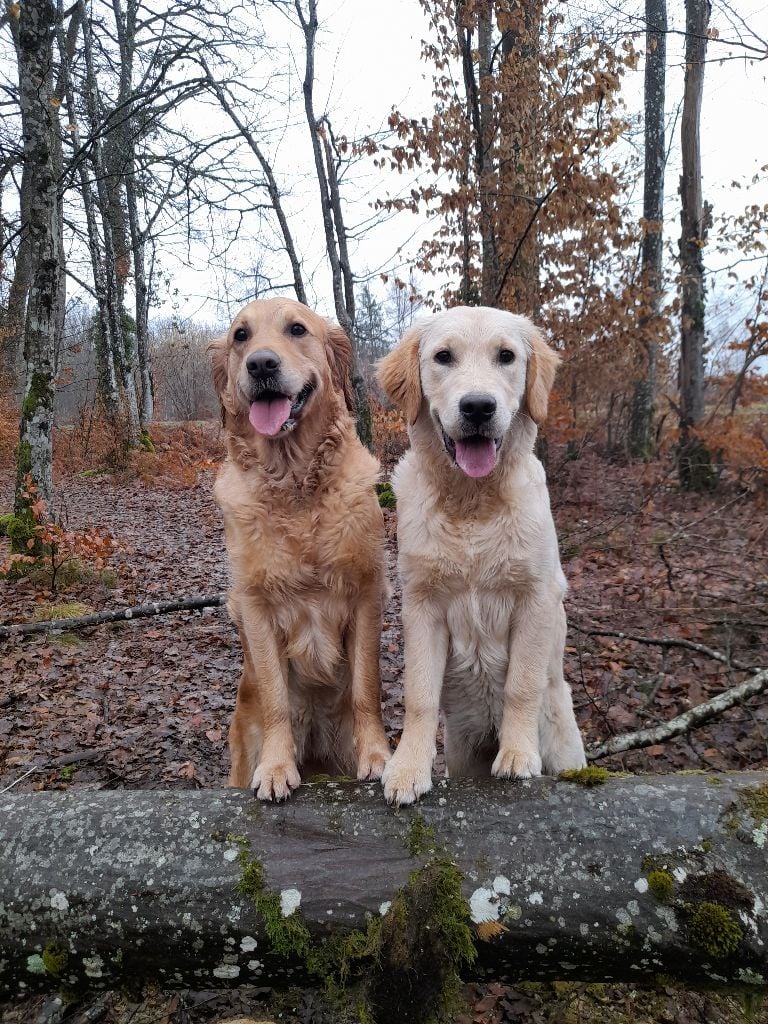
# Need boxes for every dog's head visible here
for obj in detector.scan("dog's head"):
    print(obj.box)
[377,306,559,479]
[209,298,353,439]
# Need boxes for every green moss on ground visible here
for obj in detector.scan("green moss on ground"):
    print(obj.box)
[375,482,396,508]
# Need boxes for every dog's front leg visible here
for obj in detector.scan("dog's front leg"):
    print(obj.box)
[347,578,391,781]
[493,594,553,780]
[382,596,448,805]
[233,598,300,801]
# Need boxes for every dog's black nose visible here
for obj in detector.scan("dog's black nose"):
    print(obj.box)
[246,349,281,379]
[459,393,497,425]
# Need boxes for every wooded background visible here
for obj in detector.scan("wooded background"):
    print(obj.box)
[1,2,768,1022]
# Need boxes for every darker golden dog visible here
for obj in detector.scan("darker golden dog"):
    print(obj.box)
[210,297,390,800]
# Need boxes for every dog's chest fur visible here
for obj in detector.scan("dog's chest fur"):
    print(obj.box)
[215,451,382,682]
[394,450,563,730]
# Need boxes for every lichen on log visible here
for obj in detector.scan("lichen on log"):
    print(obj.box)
[1,774,767,1012]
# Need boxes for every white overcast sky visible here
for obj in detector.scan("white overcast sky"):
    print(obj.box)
[166,0,768,335]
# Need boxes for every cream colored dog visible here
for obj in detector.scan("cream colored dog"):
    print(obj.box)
[377,306,585,805]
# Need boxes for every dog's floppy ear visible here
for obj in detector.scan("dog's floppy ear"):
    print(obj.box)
[523,324,560,426]
[325,322,355,411]
[207,335,230,425]
[377,326,422,425]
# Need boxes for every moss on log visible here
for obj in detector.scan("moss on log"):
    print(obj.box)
[2,774,767,1016]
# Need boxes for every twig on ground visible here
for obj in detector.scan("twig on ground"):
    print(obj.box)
[0,594,227,640]
[570,621,758,674]
[587,665,768,760]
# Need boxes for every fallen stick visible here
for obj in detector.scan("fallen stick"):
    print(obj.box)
[2,774,767,1012]
[0,593,227,639]
[587,665,768,760]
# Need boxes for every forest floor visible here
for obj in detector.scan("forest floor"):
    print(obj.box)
[1,421,767,1023]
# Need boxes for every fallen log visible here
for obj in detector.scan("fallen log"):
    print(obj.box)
[2,774,767,1019]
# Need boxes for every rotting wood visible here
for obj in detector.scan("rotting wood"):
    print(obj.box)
[2,773,767,1004]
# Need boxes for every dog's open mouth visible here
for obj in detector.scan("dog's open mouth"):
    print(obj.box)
[442,429,502,479]
[248,380,315,437]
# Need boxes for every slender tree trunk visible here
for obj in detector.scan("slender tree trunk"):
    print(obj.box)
[78,0,139,448]
[678,0,712,489]
[296,0,372,448]
[496,0,543,315]
[630,0,667,459]
[12,0,64,533]
[2,161,33,389]
[457,1,496,305]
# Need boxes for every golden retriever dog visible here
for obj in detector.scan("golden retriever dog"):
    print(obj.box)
[377,306,586,805]
[210,297,391,800]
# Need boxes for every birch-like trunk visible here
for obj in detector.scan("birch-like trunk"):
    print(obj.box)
[77,0,139,447]
[629,0,667,459]
[678,0,712,489]
[12,0,64,530]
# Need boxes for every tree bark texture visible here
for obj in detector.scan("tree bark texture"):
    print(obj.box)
[2,775,767,1004]
[12,0,65,514]
[678,0,710,486]
[630,0,667,459]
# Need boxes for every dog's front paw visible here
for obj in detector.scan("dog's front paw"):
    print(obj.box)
[492,747,542,780]
[382,751,433,806]
[356,740,392,782]
[251,761,301,801]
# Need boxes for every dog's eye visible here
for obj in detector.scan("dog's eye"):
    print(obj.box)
[233,326,248,343]
[290,323,307,337]
[499,349,516,365]
[434,349,453,365]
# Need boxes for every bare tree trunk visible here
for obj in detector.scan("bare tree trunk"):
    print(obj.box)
[12,0,64,535]
[629,0,667,459]
[457,1,496,305]
[1,161,33,389]
[497,0,543,315]
[678,0,712,489]
[78,0,139,448]
[296,0,372,448]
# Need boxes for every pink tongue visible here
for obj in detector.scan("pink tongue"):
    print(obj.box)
[248,397,292,436]
[454,437,497,478]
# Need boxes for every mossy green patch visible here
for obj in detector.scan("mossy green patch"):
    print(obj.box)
[375,482,396,509]
[679,869,754,917]
[139,430,156,453]
[237,851,311,959]
[33,601,93,622]
[647,869,674,903]
[233,821,476,1024]
[41,941,68,978]
[688,901,742,958]
[559,766,628,787]
[740,783,768,825]
[404,814,437,857]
